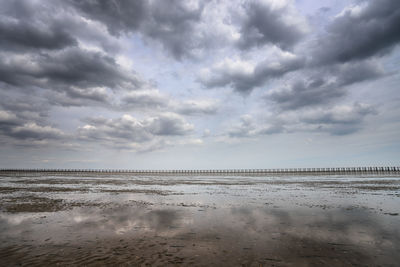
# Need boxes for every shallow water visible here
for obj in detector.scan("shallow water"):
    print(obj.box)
[0,173,399,266]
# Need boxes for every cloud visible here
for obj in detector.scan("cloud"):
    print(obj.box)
[267,78,346,111]
[0,0,146,108]
[0,110,65,142]
[0,47,145,108]
[0,0,120,53]
[237,0,308,50]
[10,123,65,140]
[119,90,218,115]
[198,51,304,93]
[0,48,141,90]
[0,94,46,122]
[227,115,258,138]
[120,90,170,110]
[198,0,397,98]
[68,0,148,36]
[312,0,400,65]
[146,113,194,136]
[0,93,68,145]
[266,61,384,110]
[225,103,377,139]
[0,110,19,126]
[227,114,284,138]
[0,17,77,52]
[139,0,206,60]
[0,0,396,158]
[47,87,112,107]
[69,0,309,59]
[293,103,378,135]
[300,103,376,124]
[78,113,194,151]
[0,0,222,111]
[79,115,152,143]
[0,1,77,51]
[174,99,218,115]
[70,0,207,60]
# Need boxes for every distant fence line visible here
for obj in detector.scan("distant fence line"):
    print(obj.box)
[0,167,399,176]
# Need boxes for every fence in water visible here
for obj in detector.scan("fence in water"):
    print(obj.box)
[0,167,399,176]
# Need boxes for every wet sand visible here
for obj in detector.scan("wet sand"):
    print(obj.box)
[0,173,399,266]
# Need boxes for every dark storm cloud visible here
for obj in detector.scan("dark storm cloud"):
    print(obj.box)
[140,0,206,60]
[70,0,206,59]
[0,19,77,52]
[237,0,308,50]
[0,48,142,106]
[0,0,144,108]
[69,0,309,59]
[267,61,384,110]
[199,54,304,94]
[68,0,148,36]
[243,0,396,118]
[0,1,77,51]
[312,0,400,65]
[199,0,399,99]
[0,0,122,57]
[0,48,140,89]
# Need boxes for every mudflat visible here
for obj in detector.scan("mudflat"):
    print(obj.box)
[0,173,399,266]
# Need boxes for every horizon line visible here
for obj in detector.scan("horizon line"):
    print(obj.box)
[1,166,399,174]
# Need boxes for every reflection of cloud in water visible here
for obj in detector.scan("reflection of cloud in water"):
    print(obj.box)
[0,213,37,225]
[0,204,399,265]
[69,206,183,235]
[229,206,400,250]
[1,205,399,248]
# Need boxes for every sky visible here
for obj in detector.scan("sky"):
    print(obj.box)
[0,0,399,169]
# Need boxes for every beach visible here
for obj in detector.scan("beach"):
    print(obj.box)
[0,172,399,266]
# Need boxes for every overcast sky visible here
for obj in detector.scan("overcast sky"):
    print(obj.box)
[0,0,399,169]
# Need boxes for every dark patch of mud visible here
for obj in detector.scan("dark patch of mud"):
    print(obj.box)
[12,179,128,185]
[0,196,100,213]
[354,185,400,191]
[0,186,89,193]
[99,189,177,195]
